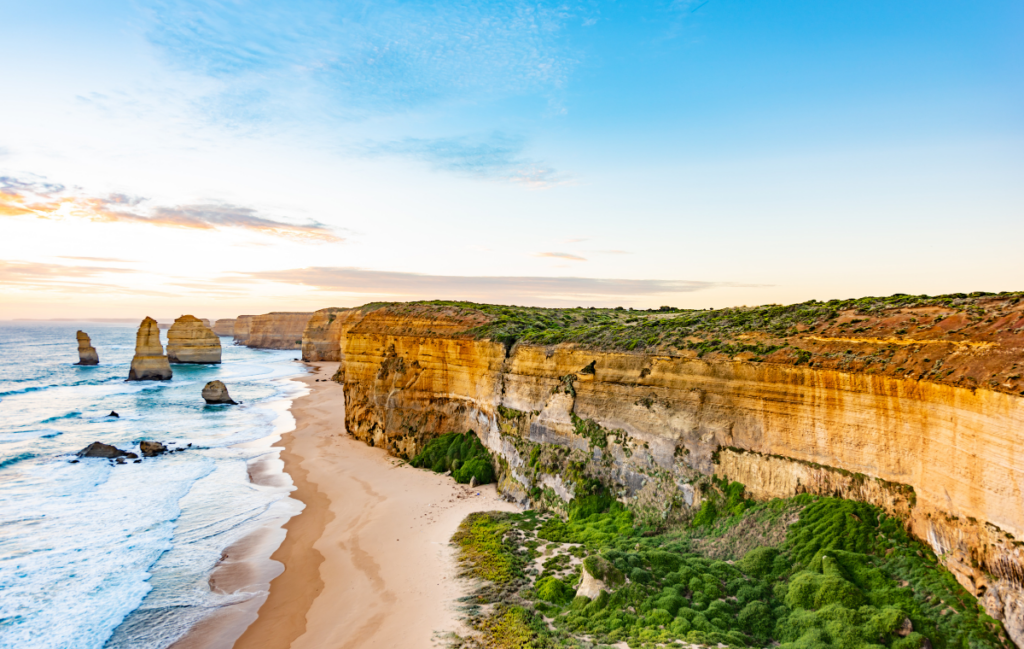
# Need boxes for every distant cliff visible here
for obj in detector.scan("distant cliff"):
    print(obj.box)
[243,312,313,350]
[212,319,235,336]
[233,315,255,345]
[300,307,360,361]
[327,294,1024,643]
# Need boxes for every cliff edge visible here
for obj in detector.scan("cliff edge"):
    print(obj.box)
[331,293,1024,643]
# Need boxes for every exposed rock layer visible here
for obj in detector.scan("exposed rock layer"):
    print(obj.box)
[301,307,359,361]
[166,315,222,364]
[75,331,99,365]
[213,319,236,336]
[233,315,255,345]
[333,303,1024,645]
[244,312,313,349]
[128,317,172,381]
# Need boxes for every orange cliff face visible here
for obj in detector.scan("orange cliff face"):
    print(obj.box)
[323,300,1024,642]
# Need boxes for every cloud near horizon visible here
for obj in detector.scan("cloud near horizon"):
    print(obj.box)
[536,252,587,261]
[231,266,763,305]
[0,176,342,243]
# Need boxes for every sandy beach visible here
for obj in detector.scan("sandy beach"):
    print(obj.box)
[197,361,517,649]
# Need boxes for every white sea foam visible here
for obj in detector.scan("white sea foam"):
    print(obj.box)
[0,323,304,649]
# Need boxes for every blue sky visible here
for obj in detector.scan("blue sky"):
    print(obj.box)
[1,0,1022,318]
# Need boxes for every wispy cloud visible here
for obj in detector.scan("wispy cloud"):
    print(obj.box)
[536,252,587,261]
[58,256,138,263]
[0,175,341,242]
[228,266,763,305]
[595,249,631,255]
[145,0,582,115]
[0,260,176,297]
[365,133,568,188]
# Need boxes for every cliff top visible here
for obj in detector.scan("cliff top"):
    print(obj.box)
[357,292,1024,396]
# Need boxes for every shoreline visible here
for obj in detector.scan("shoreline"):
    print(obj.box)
[182,361,517,649]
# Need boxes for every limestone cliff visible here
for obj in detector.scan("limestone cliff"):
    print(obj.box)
[244,312,312,350]
[301,307,359,361]
[166,315,222,364]
[213,319,236,336]
[75,331,98,365]
[233,315,254,345]
[128,317,172,381]
[332,296,1024,643]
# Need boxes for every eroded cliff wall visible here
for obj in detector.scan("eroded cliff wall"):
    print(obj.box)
[301,307,359,361]
[213,319,235,336]
[245,312,313,350]
[335,302,1024,641]
[233,315,254,345]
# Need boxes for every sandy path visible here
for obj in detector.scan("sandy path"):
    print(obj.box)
[233,362,517,649]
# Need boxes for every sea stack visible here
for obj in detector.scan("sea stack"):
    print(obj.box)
[166,315,222,364]
[128,317,172,381]
[202,380,236,404]
[74,331,99,365]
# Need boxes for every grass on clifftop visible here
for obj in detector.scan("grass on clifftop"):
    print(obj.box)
[450,494,1011,649]
[363,291,1024,353]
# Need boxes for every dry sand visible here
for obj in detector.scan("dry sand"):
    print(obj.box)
[220,362,518,649]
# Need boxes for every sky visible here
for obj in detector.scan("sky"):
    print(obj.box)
[1,0,1022,321]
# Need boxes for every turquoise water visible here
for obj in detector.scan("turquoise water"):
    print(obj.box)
[0,323,307,649]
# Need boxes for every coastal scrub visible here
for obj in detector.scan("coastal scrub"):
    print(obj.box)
[411,431,496,485]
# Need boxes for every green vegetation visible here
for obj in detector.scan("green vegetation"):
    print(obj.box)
[410,431,496,485]
[362,291,1023,355]
[452,494,1011,649]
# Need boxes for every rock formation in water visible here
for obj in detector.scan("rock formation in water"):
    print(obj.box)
[233,315,254,345]
[139,441,168,457]
[328,294,1024,644]
[74,331,99,365]
[202,380,236,404]
[77,442,137,459]
[128,317,173,381]
[213,318,236,336]
[301,307,360,361]
[166,315,222,364]
[244,312,313,349]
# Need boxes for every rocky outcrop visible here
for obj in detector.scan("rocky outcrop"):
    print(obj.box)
[301,307,359,361]
[128,317,172,381]
[202,380,236,404]
[140,441,168,457]
[213,319,236,336]
[75,331,99,365]
[77,442,136,459]
[332,300,1024,644]
[233,315,255,345]
[166,315,222,364]
[245,312,313,349]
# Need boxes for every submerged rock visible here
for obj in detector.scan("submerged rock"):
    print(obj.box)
[139,441,168,457]
[202,380,237,404]
[167,315,222,364]
[128,317,172,381]
[77,442,129,459]
[75,331,99,365]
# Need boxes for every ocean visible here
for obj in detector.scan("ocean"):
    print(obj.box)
[0,323,307,649]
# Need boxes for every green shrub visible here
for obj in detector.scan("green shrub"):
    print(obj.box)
[410,431,495,484]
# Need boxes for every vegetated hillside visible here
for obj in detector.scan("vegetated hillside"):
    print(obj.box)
[451,488,1014,649]
[359,291,1024,396]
